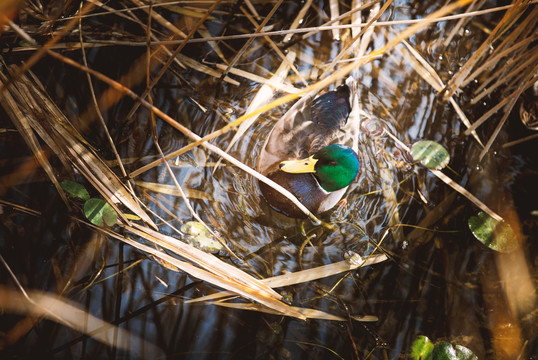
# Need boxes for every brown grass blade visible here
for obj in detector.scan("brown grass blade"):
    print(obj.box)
[129,0,187,38]
[175,52,239,85]
[283,0,313,43]
[214,63,299,94]
[0,287,163,358]
[220,0,283,79]
[463,73,538,136]
[134,181,211,200]
[402,40,484,147]
[478,68,538,161]
[321,0,391,79]
[187,254,388,304]
[210,301,379,322]
[443,0,531,100]
[329,0,341,40]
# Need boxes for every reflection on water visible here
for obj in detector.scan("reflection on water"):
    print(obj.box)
[0,1,537,359]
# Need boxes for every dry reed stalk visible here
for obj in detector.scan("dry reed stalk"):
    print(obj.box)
[0,1,96,95]
[219,0,283,79]
[207,301,379,321]
[0,287,163,358]
[402,40,484,146]
[443,0,532,99]
[186,253,388,304]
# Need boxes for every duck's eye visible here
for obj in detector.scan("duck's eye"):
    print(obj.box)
[329,160,337,166]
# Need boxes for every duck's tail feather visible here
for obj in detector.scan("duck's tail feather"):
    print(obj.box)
[344,76,363,153]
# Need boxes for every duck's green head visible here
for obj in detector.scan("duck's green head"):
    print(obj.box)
[279,144,359,192]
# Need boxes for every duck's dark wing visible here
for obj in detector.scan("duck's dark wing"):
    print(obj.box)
[311,84,351,129]
[258,171,326,218]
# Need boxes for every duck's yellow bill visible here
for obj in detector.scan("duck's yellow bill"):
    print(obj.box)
[279,155,318,173]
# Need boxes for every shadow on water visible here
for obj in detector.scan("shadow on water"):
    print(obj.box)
[0,1,537,359]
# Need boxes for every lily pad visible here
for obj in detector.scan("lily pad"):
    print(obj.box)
[468,212,518,252]
[454,345,479,360]
[431,342,457,360]
[84,198,118,227]
[431,342,477,360]
[410,335,434,360]
[411,140,450,170]
[60,180,90,201]
[181,221,223,253]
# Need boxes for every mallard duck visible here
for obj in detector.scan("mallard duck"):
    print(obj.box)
[257,78,361,218]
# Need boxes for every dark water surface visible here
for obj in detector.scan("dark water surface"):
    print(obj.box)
[1,1,537,359]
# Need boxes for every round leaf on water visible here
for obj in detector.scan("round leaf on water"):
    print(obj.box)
[410,335,434,360]
[431,342,477,360]
[454,345,478,360]
[181,221,223,253]
[468,212,518,252]
[432,342,457,360]
[60,180,90,201]
[411,140,450,170]
[84,198,118,227]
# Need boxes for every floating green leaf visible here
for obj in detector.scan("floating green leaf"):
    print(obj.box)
[468,212,518,252]
[181,221,223,253]
[60,180,90,201]
[411,140,450,170]
[84,198,117,227]
[454,345,478,360]
[431,342,477,360]
[432,342,457,360]
[410,335,434,360]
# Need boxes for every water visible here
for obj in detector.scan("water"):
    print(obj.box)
[0,1,537,359]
